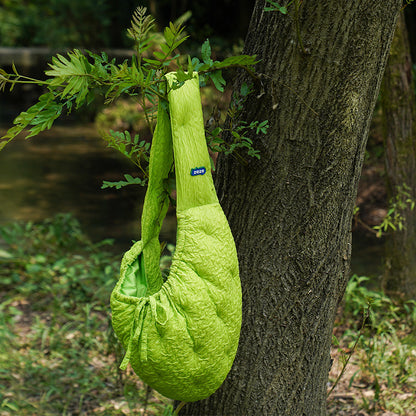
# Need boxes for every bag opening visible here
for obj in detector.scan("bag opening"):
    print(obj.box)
[121,253,148,298]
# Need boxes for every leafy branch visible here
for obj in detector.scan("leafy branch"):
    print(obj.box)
[264,0,291,14]
[0,92,64,151]
[372,184,415,238]
[0,64,49,92]
[144,23,188,69]
[0,6,264,189]
[127,6,156,63]
[102,174,147,190]
[354,184,415,238]
[101,130,150,180]
[402,0,415,10]
[205,83,269,164]
[327,306,370,398]
[264,0,307,54]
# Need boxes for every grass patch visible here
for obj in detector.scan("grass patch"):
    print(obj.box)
[329,275,416,415]
[0,214,172,415]
[1,215,415,415]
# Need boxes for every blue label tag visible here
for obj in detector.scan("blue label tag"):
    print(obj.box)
[190,167,206,176]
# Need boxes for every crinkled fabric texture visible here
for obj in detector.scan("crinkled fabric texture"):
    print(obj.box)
[110,73,242,402]
[111,204,240,401]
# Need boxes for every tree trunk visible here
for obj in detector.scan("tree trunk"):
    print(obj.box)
[381,12,416,299]
[404,5,416,63]
[181,1,401,415]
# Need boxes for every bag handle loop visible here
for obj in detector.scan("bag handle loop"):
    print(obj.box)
[140,72,219,294]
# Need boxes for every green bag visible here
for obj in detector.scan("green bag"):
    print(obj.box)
[110,72,242,402]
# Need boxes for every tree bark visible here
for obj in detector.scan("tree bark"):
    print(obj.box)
[181,1,401,415]
[381,12,416,299]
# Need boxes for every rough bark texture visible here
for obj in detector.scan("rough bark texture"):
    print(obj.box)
[181,1,401,415]
[381,12,416,299]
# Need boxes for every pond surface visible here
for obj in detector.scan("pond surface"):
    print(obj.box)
[0,123,176,253]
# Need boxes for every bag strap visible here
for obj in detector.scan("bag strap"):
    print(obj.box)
[140,98,173,295]
[140,72,218,294]
[166,72,218,212]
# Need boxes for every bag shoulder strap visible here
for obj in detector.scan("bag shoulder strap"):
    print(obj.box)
[140,72,218,294]
[140,99,173,294]
[166,72,218,212]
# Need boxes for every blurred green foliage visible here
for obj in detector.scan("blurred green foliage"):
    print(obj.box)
[0,0,113,48]
[0,0,254,49]
[0,214,174,414]
[329,274,416,414]
[1,215,415,414]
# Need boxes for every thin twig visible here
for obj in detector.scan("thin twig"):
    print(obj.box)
[327,308,370,397]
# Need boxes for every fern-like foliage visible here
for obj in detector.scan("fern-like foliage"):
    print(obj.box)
[0,93,64,150]
[46,49,98,107]
[0,7,266,186]
[127,6,156,58]
[0,69,10,92]
[102,174,147,189]
[102,130,150,173]
[206,82,268,163]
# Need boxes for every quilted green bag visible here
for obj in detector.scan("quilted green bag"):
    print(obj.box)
[110,72,242,402]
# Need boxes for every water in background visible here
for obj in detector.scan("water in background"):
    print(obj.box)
[0,122,383,277]
[0,123,176,253]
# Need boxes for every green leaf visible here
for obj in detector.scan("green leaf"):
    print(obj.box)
[187,55,194,74]
[43,49,97,108]
[243,136,253,144]
[213,55,258,69]
[209,70,226,92]
[46,50,91,78]
[163,404,174,416]
[264,0,288,13]
[231,131,241,140]
[101,174,146,189]
[240,82,251,97]
[172,35,189,50]
[212,126,222,137]
[176,69,193,83]
[164,26,174,45]
[0,137,13,151]
[205,150,215,168]
[143,58,161,66]
[201,39,213,65]
[1,92,63,143]
[128,6,156,53]
[257,120,269,134]
[191,57,204,72]
[153,51,166,61]
[160,43,171,55]
[0,68,10,92]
